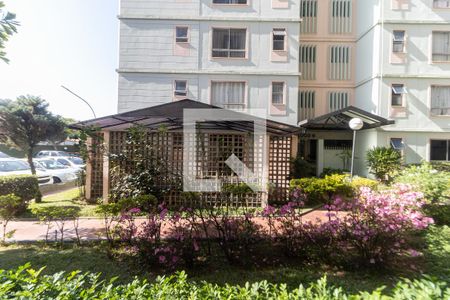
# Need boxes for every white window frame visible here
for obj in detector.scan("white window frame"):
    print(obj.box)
[433,0,450,9]
[272,28,287,52]
[212,0,249,5]
[432,31,450,62]
[174,80,188,98]
[211,27,248,59]
[392,30,406,53]
[430,139,450,161]
[175,26,190,44]
[391,84,407,107]
[271,81,286,105]
[210,80,247,109]
[430,85,450,116]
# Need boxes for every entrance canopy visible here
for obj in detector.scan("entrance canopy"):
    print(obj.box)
[299,106,394,131]
[70,99,299,136]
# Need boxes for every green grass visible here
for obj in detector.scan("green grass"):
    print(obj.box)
[20,188,99,218]
[0,226,448,293]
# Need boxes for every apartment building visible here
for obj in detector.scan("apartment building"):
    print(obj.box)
[117,0,450,177]
[298,0,450,176]
[117,0,301,126]
[353,0,450,175]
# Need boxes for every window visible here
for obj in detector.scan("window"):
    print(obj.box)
[390,138,405,150]
[174,80,188,97]
[393,30,405,53]
[271,82,285,104]
[329,46,351,80]
[328,91,349,112]
[175,26,189,43]
[430,140,449,161]
[299,90,315,121]
[432,32,450,61]
[212,28,246,58]
[300,45,316,80]
[212,0,248,4]
[272,28,286,51]
[300,0,317,33]
[211,81,246,109]
[391,84,407,106]
[431,86,450,115]
[330,0,352,34]
[433,0,450,8]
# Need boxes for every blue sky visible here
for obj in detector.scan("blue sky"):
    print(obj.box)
[0,0,119,120]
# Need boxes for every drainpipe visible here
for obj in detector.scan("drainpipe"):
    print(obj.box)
[378,0,385,116]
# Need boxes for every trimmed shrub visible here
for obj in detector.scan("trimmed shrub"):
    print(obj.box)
[0,175,38,212]
[0,265,448,299]
[350,177,379,193]
[290,174,353,205]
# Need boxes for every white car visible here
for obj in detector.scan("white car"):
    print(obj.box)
[35,159,78,184]
[48,157,85,170]
[35,150,73,158]
[0,158,52,185]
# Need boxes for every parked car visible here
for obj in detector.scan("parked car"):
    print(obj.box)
[35,159,78,184]
[35,150,71,158]
[43,157,85,171]
[0,158,52,185]
[0,151,9,158]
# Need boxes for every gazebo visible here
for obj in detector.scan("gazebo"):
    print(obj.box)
[71,100,300,207]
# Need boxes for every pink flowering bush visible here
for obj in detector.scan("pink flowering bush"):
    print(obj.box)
[339,184,434,265]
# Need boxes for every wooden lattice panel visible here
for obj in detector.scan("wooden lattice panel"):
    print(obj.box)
[88,133,104,199]
[269,136,292,204]
[87,130,292,207]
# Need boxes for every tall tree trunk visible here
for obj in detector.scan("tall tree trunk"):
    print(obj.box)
[27,147,42,203]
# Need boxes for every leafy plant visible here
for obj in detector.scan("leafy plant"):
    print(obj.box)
[0,194,21,242]
[0,175,38,212]
[0,265,448,299]
[290,156,315,178]
[366,146,402,182]
[31,206,81,244]
[395,162,450,204]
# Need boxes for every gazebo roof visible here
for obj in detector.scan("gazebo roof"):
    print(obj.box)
[70,99,299,136]
[299,106,395,131]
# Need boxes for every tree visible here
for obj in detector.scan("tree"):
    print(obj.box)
[0,96,67,202]
[0,1,19,63]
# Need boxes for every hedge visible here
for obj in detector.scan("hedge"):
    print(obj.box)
[0,175,38,212]
[0,265,448,299]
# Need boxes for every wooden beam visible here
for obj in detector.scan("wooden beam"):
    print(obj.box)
[102,131,111,204]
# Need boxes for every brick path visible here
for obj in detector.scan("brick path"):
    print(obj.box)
[5,210,339,243]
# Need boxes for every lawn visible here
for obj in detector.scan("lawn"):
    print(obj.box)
[0,225,448,294]
[20,188,100,218]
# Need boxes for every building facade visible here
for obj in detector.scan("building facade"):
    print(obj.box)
[117,0,450,177]
[118,0,301,126]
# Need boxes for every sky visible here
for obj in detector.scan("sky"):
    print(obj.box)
[0,0,119,121]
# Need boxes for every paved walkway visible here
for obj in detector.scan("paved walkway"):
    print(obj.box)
[5,210,339,243]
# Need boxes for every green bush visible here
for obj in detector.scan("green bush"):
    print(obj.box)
[366,147,402,182]
[350,176,379,192]
[395,163,450,204]
[319,168,348,178]
[290,174,353,205]
[424,205,450,226]
[0,265,448,299]
[0,175,39,212]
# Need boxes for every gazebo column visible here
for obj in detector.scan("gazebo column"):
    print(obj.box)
[317,139,324,176]
[85,137,93,201]
[291,135,299,159]
[102,131,111,204]
[261,134,271,207]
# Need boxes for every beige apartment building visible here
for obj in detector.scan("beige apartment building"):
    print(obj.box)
[298,0,450,176]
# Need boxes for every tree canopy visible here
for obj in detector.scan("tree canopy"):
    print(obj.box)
[0,96,67,176]
[0,1,19,63]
